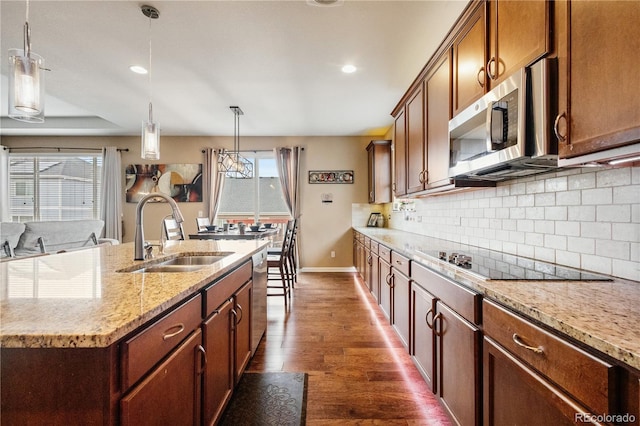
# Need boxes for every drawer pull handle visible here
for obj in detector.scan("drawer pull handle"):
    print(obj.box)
[425,309,434,329]
[162,323,185,341]
[512,333,544,354]
[235,303,244,325]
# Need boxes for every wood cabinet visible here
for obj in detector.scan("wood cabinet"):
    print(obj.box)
[391,252,411,349]
[202,299,234,425]
[425,52,453,189]
[411,262,482,426]
[393,109,407,197]
[202,264,253,426]
[486,0,549,88]
[366,140,392,204]
[410,281,437,392]
[483,299,617,425]
[367,240,380,301]
[406,85,427,194]
[378,244,392,322]
[452,2,487,116]
[121,329,204,426]
[555,1,640,161]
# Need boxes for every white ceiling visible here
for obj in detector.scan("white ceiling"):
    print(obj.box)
[0,0,468,137]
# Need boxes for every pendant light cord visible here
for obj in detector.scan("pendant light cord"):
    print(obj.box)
[24,0,31,57]
[148,15,153,121]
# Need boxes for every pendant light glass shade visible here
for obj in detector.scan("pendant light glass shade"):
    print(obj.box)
[218,106,254,179]
[141,102,159,160]
[8,12,45,123]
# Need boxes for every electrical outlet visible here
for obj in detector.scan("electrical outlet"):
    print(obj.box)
[330,250,336,258]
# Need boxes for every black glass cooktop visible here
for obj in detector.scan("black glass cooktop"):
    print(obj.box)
[417,247,612,281]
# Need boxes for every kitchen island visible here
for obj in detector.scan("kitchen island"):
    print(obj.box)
[1,239,269,425]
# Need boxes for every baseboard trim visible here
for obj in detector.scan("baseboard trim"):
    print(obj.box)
[298,267,357,273]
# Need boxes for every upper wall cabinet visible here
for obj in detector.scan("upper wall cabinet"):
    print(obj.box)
[367,140,392,204]
[555,1,640,163]
[486,0,550,88]
[393,109,407,197]
[406,84,427,195]
[452,3,487,116]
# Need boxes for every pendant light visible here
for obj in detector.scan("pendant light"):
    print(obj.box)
[218,106,254,178]
[141,5,160,160]
[8,0,45,123]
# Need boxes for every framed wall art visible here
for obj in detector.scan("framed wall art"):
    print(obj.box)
[308,170,354,184]
[125,163,203,203]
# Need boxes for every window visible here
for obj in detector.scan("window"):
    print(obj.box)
[9,154,102,222]
[218,152,289,223]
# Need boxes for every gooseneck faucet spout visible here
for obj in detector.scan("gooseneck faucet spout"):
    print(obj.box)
[134,192,185,260]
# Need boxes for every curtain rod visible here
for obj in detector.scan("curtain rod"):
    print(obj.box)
[200,147,305,153]
[3,146,129,152]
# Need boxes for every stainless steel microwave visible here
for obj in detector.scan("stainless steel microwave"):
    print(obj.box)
[448,58,557,181]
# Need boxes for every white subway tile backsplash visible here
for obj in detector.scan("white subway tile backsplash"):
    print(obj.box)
[568,205,596,221]
[582,188,613,205]
[596,239,630,260]
[597,205,631,222]
[597,167,631,187]
[581,254,612,275]
[378,166,638,280]
[568,172,596,190]
[581,222,611,239]
[568,236,595,254]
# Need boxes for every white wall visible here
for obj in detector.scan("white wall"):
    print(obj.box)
[387,166,640,281]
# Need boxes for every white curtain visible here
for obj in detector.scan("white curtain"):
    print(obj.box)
[0,146,10,221]
[203,148,225,222]
[100,147,123,241]
[274,146,302,218]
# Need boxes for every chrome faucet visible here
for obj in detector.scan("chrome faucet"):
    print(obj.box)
[134,192,185,260]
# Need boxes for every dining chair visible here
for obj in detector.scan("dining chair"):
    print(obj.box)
[267,219,294,306]
[163,217,185,241]
[196,217,211,232]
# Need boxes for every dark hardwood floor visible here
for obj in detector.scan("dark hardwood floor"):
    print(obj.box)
[248,272,452,425]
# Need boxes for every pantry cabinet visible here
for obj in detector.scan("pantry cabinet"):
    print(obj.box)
[555,1,640,161]
[486,0,549,88]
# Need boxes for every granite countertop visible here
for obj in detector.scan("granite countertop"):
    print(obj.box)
[0,239,268,349]
[355,227,640,372]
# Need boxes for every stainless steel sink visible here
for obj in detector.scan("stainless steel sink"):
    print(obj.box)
[121,252,234,273]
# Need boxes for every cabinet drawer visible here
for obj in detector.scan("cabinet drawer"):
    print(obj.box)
[121,294,202,390]
[483,299,615,415]
[391,252,410,276]
[364,237,371,249]
[370,241,379,255]
[204,260,252,317]
[412,261,481,324]
[379,244,391,263]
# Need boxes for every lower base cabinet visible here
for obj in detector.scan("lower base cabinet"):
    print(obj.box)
[121,329,204,426]
[411,282,437,392]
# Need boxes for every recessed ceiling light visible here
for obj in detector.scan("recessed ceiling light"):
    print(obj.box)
[129,65,148,74]
[342,64,357,74]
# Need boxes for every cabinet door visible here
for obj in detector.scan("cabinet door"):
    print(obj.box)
[411,282,437,393]
[393,110,407,197]
[202,299,234,426]
[406,84,426,194]
[121,329,203,426]
[391,270,410,349]
[452,4,486,115]
[370,253,380,303]
[436,302,481,426]
[558,1,640,159]
[364,246,372,291]
[484,337,598,426]
[488,0,549,87]
[379,257,392,322]
[367,141,392,204]
[426,52,452,189]
[234,281,253,384]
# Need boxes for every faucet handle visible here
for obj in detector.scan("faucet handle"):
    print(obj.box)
[144,242,154,259]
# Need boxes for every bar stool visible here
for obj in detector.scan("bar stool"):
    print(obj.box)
[267,219,294,305]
